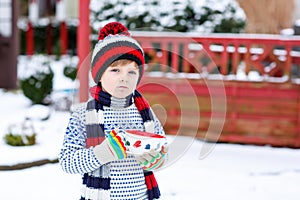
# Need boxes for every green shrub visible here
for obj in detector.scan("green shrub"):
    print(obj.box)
[20,62,54,104]
[63,65,77,81]
[4,133,36,146]
[4,119,37,146]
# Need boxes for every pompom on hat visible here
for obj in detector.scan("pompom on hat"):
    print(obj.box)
[91,22,145,84]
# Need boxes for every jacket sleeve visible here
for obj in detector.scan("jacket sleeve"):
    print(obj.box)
[58,104,102,174]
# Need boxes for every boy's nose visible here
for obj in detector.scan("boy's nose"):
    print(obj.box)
[119,73,128,82]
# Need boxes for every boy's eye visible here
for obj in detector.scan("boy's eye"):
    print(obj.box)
[111,68,120,72]
[129,71,137,75]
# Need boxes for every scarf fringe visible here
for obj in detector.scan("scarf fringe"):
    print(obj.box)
[144,171,161,200]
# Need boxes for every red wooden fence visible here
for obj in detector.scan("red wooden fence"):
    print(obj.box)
[26,21,68,56]
[133,32,300,77]
[132,32,300,147]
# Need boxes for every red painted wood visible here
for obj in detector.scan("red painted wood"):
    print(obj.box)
[77,0,90,102]
[60,21,68,55]
[26,21,34,56]
[133,33,300,77]
[139,77,300,147]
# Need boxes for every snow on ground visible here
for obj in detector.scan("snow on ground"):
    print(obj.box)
[1,90,300,199]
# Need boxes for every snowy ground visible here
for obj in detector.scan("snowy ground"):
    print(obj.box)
[1,90,300,200]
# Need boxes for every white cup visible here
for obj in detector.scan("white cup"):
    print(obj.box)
[119,130,167,155]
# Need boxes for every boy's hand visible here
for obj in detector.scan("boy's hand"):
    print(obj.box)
[93,129,127,164]
[135,146,168,171]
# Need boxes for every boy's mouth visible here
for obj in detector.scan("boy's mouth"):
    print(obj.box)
[118,85,128,89]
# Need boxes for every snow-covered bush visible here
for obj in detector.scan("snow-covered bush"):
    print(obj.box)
[19,57,54,104]
[4,133,36,146]
[63,57,78,81]
[4,120,36,146]
[90,0,245,33]
[63,65,77,81]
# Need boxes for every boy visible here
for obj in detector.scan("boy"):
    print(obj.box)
[59,22,167,200]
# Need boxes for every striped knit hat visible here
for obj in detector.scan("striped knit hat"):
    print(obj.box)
[91,22,145,84]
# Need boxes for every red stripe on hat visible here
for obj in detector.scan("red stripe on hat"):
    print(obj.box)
[92,46,144,79]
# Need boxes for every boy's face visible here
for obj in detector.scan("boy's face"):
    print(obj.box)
[100,61,139,98]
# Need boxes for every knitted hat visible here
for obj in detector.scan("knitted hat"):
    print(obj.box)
[91,22,145,84]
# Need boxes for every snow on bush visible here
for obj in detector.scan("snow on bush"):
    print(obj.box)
[18,56,54,104]
[90,0,246,33]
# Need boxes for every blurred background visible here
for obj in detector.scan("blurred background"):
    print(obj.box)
[1,1,300,199]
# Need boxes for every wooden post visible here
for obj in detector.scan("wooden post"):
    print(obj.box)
[26,21,34,56]
[77,0,90,102]
[27,0,38,56]
[56,0,68,55]
[0,0,19,89]
[60,21,68,55]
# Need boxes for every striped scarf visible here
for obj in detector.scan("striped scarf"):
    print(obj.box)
[82,85,161,200]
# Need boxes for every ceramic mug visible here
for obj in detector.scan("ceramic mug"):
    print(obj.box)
[119,130,167,155]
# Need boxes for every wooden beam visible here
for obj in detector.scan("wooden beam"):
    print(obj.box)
[77,0,90,102]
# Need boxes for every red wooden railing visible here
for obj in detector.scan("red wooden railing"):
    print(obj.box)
[131,32,300,147]
[26,21,68,56]
[132,32,300,78]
